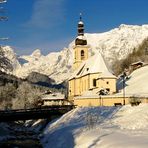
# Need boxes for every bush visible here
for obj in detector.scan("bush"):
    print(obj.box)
[129,97,141,106]
[85,111,99,130]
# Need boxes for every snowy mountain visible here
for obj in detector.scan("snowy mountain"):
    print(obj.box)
[1,46,21,70]
[2,24,148,83]
[14,47,73,83]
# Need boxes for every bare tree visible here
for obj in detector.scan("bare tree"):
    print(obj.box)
[0,83,16,109]
[14,82,42,109]
[85,110,99,130]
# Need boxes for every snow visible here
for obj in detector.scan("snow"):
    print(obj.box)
[1,46,21,70]
[78,21,84,25]
[76,35,86,40]
[14,47,73,83]
[41,93,65,100]
[112,104,148,130]
[117,65,148,97]
[31,49,42,58]
[70,52,116,80]
[1,24,147,83]
[41,104,148,148]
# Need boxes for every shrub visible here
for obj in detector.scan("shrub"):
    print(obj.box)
[129,97,141,106]
[85,111,99,130]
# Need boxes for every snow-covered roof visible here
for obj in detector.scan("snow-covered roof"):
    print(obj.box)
[78,21,84,25]
[69,53,116,80]
[76,35,86,40]
[130,61,144,66]
[42,93,65,100]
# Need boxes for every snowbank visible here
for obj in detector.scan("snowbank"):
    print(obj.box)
[117,65,148,97]
[112,104,148,130]
[41,107,117,148]
[41,104,148,148]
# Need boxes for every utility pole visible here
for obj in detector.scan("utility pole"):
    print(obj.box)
[122,71,126,105]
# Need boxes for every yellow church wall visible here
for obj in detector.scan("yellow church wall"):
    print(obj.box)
[69,75,90,98]
[69,74,100,98]
[74,78,81,96]
[89,73,100,89]
[73,45,89,70]
[68,74,117,100]
[74,97,148,107]
[79,75,89,95]
[97,78,116,94]
[74,97,130,107]
[68,80,74,98]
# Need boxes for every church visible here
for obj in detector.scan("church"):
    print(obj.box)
[68,15,117,105]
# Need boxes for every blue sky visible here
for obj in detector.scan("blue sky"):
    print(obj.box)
[0,0,148,55]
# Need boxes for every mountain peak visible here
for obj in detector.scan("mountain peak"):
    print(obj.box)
[31,49,42,57]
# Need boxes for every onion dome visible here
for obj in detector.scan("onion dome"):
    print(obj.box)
[75,13,87,45]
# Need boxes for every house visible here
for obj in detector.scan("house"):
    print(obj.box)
[130,61,144,71]
[41,93,71,106]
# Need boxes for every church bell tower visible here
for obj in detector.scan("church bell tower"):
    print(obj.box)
[73,13,89,70]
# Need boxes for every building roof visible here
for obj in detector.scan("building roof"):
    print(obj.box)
[130,61,144,66]
[41,93,65,100]
[69,53,116,80]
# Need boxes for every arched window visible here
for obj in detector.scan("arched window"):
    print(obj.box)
[81,50,85,60]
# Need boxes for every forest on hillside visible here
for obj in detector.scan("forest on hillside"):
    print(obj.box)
[112,37,148,75]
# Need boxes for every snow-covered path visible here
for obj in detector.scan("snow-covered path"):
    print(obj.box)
[41,104,148,148]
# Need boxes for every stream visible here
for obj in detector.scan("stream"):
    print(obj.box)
[0,121,44,148]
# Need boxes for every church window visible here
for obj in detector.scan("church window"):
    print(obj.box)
[106,88,110,92]
[93,79,97,87]
[81,50,85,60]
[106,81,109,84]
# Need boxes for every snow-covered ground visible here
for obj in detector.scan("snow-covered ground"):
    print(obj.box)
[41,104,148,148]
[117,65,148,97]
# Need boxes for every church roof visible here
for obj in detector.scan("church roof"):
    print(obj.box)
[69,53,116,80]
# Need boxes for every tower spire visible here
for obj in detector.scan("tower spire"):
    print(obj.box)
[75,13,87,45]
[77,13,84,36]
[79,13,82,21]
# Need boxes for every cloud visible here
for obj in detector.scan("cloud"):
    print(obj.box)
[26,0,66,29]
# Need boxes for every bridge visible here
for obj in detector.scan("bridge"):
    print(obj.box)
[0,105,75,122]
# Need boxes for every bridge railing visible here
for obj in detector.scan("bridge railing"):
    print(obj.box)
[0,105,76,114]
